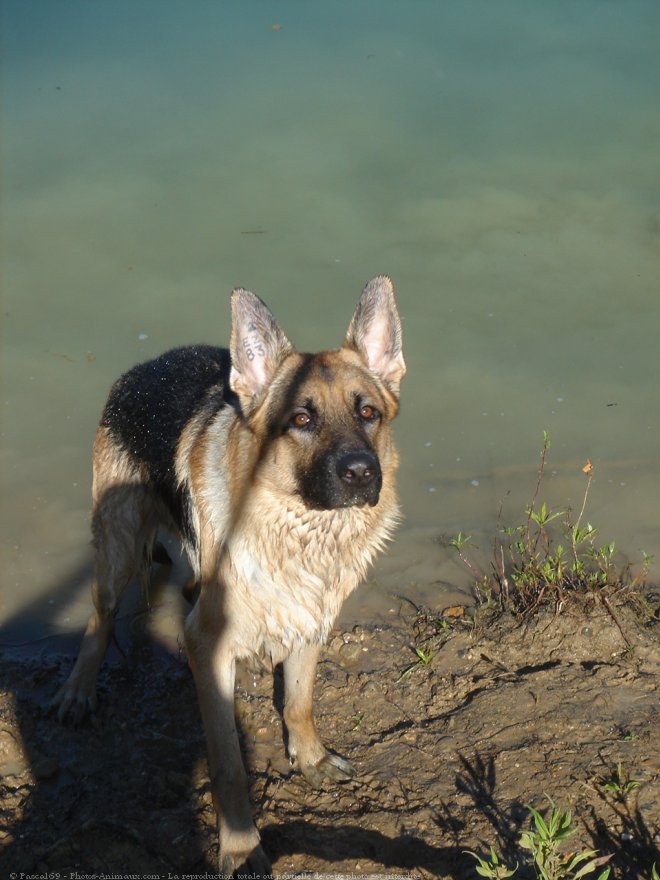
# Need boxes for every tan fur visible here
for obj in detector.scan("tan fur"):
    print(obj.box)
[183,348,400,662]
[53,277,405,876]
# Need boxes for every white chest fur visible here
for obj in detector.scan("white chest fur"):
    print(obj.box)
[220,499,397,661]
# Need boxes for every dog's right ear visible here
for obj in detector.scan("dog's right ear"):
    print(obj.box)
[229,289,293,409]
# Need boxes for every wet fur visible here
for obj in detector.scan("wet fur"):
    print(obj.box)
[53,276,405,875]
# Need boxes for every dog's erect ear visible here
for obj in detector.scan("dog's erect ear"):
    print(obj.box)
[344,275,406,397]
[230,288,293,407]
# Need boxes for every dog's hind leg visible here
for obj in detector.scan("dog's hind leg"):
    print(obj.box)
[53,483,157,724]
[284,642,356,788]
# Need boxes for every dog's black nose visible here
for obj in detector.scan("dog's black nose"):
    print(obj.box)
[336,451,380,488]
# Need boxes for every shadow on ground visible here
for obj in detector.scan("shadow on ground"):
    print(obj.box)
[1,563,658,878]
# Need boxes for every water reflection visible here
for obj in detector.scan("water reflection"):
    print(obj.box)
[1,0,659,645]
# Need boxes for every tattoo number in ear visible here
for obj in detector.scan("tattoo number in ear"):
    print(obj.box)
[243,332,265,361]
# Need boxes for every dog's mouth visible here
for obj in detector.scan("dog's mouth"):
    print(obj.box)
[301,492,380,512]
[296,478,382,512]
[340,492,379,509]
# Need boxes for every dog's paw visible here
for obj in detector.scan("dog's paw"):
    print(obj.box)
[50,682,97,725]
[220,842,272,879]
[300,751,356,788]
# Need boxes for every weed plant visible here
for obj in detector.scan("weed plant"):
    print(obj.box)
[450,434,653,619]
[601,762,640,799]
[466,796,612,880]
[397,643,436,682]
[392,595,457,681]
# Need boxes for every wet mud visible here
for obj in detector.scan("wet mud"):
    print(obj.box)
[1,601,658,878]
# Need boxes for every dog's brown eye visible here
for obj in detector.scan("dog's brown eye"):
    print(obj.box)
[291,412,311,429]
[359,404,379,422]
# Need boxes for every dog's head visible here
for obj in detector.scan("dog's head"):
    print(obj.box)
[229,276,405,511]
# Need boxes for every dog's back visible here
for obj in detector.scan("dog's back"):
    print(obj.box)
[97,345,233,552]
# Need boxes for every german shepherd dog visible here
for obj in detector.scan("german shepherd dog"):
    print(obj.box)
[54,276,405,875]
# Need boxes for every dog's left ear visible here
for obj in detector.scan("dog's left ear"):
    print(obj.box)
[230,288,293,409]
[344,275,406,397]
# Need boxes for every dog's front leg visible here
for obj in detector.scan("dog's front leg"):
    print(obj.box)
[185,604,270,877]
[284,642,356,788]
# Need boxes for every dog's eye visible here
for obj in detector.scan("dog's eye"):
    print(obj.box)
[290,411,312,430]
[359,404,380,422]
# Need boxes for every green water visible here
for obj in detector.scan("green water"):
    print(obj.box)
[1,1,659,648]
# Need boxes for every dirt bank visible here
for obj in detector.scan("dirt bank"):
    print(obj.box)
[1,600,658,879]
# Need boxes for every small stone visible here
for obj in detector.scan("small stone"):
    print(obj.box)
[339,642,363,663]
[442,605,466,619]
[360,680,379,696]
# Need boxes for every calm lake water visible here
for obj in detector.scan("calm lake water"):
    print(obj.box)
[1,1,659,653]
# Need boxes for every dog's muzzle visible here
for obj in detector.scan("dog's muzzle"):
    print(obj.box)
[298,446,383,510]
[335,450,382,507]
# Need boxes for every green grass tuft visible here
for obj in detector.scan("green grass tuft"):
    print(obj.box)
[450,434,654,621]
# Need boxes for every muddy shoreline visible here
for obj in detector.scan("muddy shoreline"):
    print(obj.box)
[1,600,658,879]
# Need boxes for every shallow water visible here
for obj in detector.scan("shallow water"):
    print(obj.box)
[1,1,659,652]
